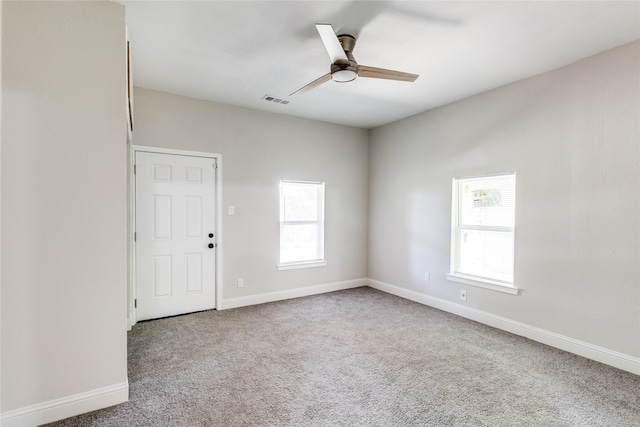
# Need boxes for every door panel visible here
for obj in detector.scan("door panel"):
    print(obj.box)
[136,151,216,321]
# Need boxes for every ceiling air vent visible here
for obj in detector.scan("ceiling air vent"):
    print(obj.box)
[262,95,289,105]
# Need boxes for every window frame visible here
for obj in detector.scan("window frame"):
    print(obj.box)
[277,180,326,270]
[447,172,519,295]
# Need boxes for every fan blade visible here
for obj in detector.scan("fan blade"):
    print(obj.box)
[316,24,349,64]
[290,73,332,97]
[358,65,419,82]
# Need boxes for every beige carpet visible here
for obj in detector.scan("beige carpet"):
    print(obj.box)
[44,287,639,426]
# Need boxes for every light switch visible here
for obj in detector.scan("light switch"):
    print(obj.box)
[228,205,235,216]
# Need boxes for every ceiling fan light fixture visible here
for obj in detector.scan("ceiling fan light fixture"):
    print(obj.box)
[332,69,357,82]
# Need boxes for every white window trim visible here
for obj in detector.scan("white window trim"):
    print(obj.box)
[278,180,325,269]
[446,273,519,295]
[449,172,517,294]
[277,260,327,271]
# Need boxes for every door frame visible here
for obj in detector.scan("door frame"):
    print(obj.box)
[128,145,223,328]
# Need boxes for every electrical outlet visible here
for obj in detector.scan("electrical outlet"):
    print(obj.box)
[237,278,244,288]
[460,290,467,301]
[424,272,430,282]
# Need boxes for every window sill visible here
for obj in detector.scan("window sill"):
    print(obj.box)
[446,273,519,295]
[277,261,327,271]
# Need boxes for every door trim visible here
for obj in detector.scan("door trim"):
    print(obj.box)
[128,145,223,328]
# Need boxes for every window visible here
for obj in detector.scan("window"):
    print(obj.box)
[278,180,325,269]
[448,173,517,293]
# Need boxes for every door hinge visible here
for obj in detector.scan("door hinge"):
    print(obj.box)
[134,232,136,241]
[134,299,137,308]
[134,164,137,174]
[213,162,217,169]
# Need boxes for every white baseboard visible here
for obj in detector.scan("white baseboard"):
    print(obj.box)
[0,380,129,427]
[367,279,640,376]
[220,278,367,310]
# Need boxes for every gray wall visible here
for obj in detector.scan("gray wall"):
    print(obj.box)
[368,41,640,358]
[1,0,128,418]
[132,88,369,302]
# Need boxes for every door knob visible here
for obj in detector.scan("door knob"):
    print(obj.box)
[208,243,214,249]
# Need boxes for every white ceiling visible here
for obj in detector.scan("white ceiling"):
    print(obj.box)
[120,1,640,129]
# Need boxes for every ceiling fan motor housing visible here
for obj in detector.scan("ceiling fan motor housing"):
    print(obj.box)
[331,35,358,82]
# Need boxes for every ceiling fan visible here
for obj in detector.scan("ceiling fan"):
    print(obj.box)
[290,24,419,96]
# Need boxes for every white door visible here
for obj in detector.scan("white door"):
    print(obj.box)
[135,151,216,321]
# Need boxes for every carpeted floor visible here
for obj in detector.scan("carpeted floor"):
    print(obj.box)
[44,287,639,426]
